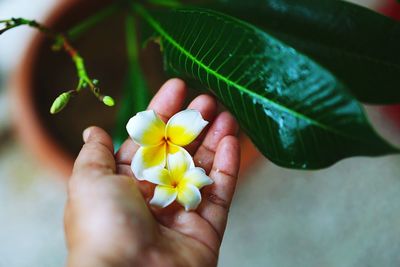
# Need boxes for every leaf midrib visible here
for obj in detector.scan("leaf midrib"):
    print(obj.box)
[135,5,361,140]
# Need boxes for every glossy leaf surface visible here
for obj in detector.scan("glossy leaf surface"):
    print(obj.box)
[204,0,400,104]
[135,5,398,169]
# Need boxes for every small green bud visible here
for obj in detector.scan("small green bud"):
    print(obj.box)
[92,79,99,85]
[102,96,115,107]
[50,92,70,114]
[51,37,63,51]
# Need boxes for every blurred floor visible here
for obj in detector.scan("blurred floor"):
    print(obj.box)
[0,1,68,266]
[1,0,400,267]
[219,156,400,267]
[0,139,66,267]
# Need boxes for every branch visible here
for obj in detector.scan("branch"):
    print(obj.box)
[1,17,115,114]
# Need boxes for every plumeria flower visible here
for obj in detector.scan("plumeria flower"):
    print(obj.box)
[143,151,213,211]
[126,109,208,179]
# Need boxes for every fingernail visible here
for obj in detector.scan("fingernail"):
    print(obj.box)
[83,128,91,143]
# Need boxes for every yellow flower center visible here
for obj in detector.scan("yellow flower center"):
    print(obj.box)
[166,141,180,154]
[171,180,179,188]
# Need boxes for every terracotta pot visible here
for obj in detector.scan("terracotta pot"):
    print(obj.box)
[379,0,400,132]
[11,0,128,177]
[11,0,82,177]
[10,0,261,178]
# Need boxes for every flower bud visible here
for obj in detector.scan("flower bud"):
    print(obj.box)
[50,92,70,114]
[102,96,115,107]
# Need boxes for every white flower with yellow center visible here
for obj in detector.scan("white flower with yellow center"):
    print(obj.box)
[143,151,213,211]
[126,109,208,179]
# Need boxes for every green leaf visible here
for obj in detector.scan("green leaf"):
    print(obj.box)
[203,0,400,104]
[134,5,399,169]
[113,14,151,150]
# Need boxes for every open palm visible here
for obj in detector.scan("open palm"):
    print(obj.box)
[65,79,240,267]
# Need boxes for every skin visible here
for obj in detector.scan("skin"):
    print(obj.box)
[65,78,241,267]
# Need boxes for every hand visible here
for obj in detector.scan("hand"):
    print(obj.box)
[65,78,240,267]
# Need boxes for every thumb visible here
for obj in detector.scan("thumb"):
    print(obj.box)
[72,126,115,177]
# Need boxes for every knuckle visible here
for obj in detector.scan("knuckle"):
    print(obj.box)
[205,193,230,211]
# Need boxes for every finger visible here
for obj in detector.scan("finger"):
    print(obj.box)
[148,78,187,122]
[67,129,157,259]
[115,139,139,166]
[115,78,187,166]
[197,135,240,239]
[115,148,155,198]
[193,112,239,173]
[72,126,115,179]
[184,94,218,155]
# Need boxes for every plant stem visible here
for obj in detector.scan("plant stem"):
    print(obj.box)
[67,2,120,40]
[0,17,114,113]
[0,18,42,35]
[126,14,139,64]
[147,0,182,8]
[52,34,95,93]
[113,13,151,148]
[125,13,150,109]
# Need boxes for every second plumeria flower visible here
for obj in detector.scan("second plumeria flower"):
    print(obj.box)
[143,151,213,211]
[127,109,208,179]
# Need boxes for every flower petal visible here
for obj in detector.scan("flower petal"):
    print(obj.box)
[167,149,194,181]
[165,109,208,146]
[150,185,177,208]
[126,110,165,146]
[131,144,166,180]
[142,168,171,186]
[177,184,202,211]
[182,167,213,189]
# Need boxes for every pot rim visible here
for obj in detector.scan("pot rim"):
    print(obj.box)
[9,0,80,178]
